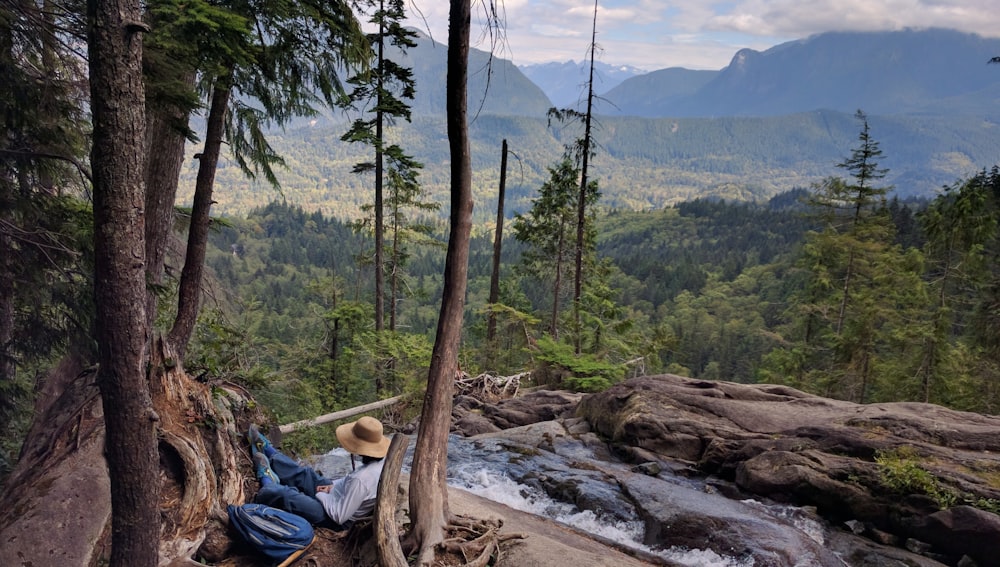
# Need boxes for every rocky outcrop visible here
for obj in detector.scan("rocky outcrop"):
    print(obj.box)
[576,374,1000,566]
[451,388,582,436]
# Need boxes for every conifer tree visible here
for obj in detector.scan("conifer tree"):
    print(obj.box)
[767,111,924,403]
[87,0,159,559]
[166,0,370,357]
[513,157,597,339]
[341,0,421,334]
[546,0,601,353]
[919,167,1000,409]
[1,0,93,465]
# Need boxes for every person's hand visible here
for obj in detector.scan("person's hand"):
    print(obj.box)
[316,485,332,494]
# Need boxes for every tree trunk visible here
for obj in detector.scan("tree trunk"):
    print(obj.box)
[375,21,385,333]
[836,246,856,336]
[390,194,401,333]
[168,78,231,358]
[86,0,158,563]
[376,434,410,567]
[574,0,598,355]
[486,139,508,344]
[551,223,565,338]
[145,70,196,329]
[407,0,471,563]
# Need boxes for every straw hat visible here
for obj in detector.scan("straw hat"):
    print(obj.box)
[336,416,391,458]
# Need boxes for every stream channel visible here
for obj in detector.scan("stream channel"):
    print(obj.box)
[309,424,849,567]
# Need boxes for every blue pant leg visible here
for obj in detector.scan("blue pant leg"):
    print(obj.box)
[268,451,332,494]
[254,483,327,525]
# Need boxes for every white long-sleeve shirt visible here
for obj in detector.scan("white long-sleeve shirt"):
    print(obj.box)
[314,459,385,525]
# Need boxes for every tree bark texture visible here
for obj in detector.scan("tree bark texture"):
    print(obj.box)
[86,0,158,563]
[374,31,385,333]
[145,70,196,329]
[168,79,231,358]
[408,0,471,563]
[376,434,410,567]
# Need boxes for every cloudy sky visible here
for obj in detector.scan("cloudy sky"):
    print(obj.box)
[403,0,1000,71]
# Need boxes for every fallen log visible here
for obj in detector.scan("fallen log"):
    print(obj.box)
[278,395,406,434]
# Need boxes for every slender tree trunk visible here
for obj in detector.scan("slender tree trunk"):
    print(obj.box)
[144,70,197,329]
[486,139,508,344]
[573,0,598,354]
[373,15,387,394]
[168,78,231,358]
[374,15,385,333]
[87,0,159,564]
[390,198,399,332]
[858,337,872,403]
[551,226,564,338]
[37,0,57,194]
[836,246,856,336]
[408,1,470,563]
[328,260,341,388]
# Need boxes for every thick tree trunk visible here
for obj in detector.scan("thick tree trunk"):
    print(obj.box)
[407,1,471,563]
[168,78,231,358]
[86,0,157,563]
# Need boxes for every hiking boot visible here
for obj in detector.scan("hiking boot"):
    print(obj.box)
[253,452,280,486]
[248,424,275,457]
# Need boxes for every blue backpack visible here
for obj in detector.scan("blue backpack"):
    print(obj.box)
[227,503,315,566]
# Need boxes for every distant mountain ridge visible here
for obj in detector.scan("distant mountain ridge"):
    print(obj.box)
[601,28,1000,117]
[196,28,1000,218]
[517,60,646,108]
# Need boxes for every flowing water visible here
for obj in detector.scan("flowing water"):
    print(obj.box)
[311,432,835,567]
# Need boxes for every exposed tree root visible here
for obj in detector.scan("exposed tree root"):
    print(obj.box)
[431,516,526,567]
[454,371,525,404]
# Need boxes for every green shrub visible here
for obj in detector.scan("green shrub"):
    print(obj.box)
[875,446,956,509]
[533,336,624,392]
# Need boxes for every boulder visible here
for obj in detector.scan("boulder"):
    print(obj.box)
[481,389,582,429]
[578,374,1000,565]
[620,472,846,566]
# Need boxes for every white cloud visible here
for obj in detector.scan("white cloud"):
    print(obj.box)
[404,0,1000,70]
[702,0,1000,38]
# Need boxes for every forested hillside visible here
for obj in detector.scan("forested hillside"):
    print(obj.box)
[188,159,1000,432]
[181,109,1000,221]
